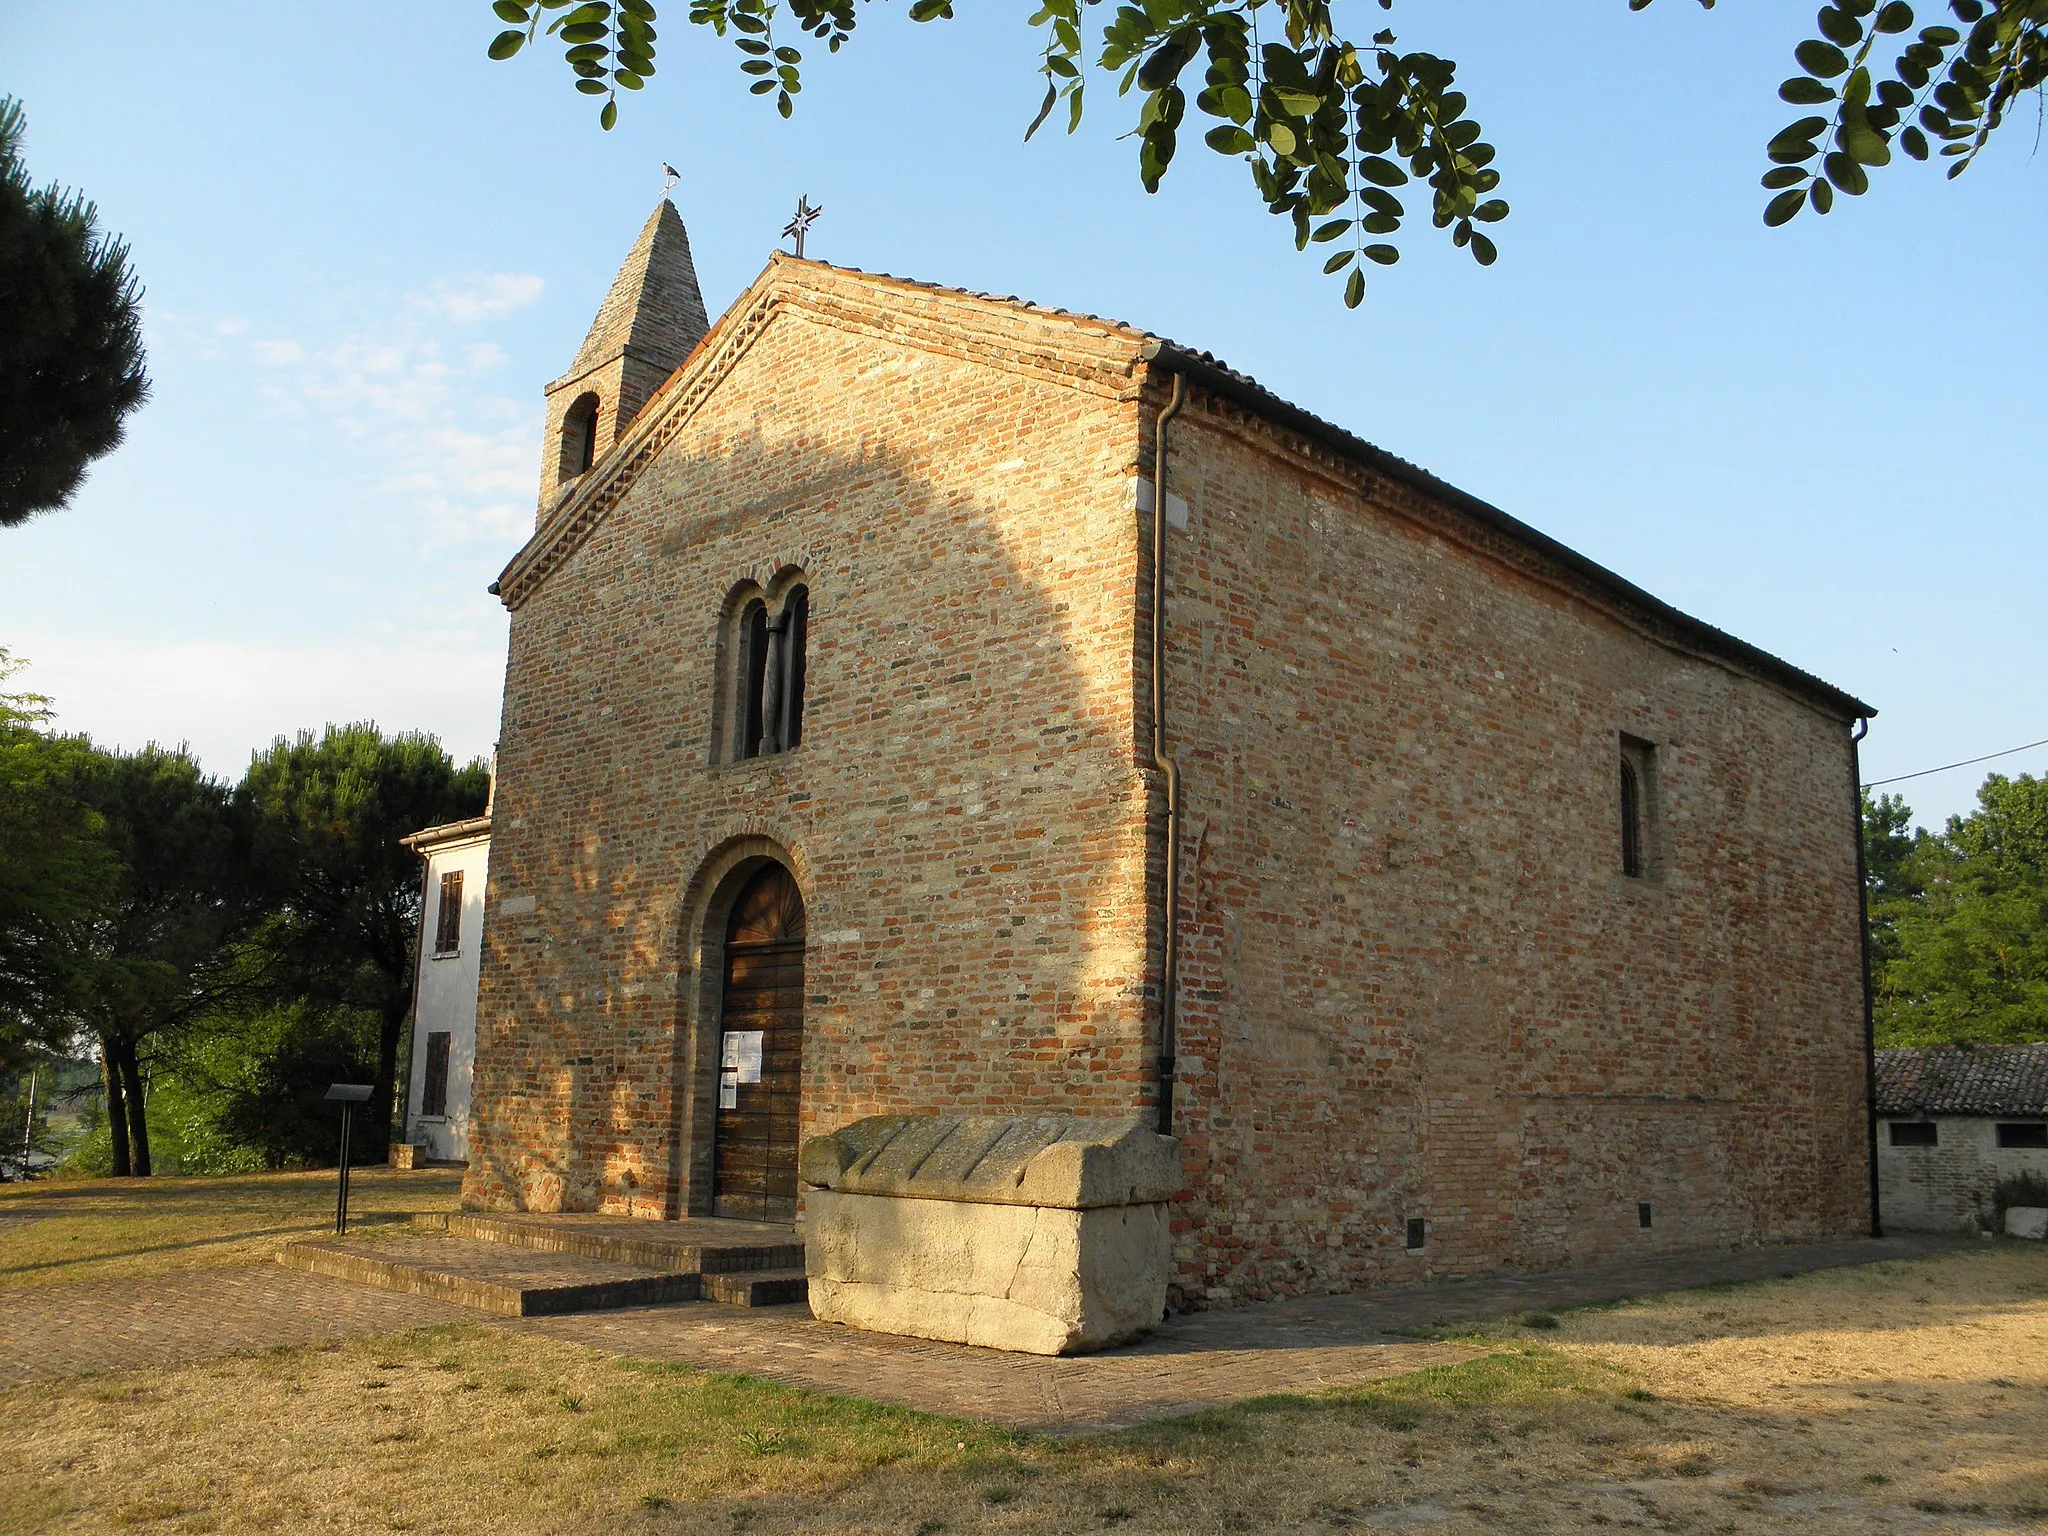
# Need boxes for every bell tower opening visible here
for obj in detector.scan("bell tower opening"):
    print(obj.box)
[533,197,711,515]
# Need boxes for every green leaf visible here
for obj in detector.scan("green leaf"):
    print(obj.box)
[1310,218,1349,243]
[1138,35,1196,92]
[1823,151,1870,193]
[1840,117,1892,165]
[1795,39,1852,76]
[1203,124,1255,154]
[1762,165,1807,187]
[600,98,618,130]
[1764,187,1807,224]
[488,29,528,59]
[1322,248,1356,273]
[1770,117,1830,157]
[575,78,608,94]
[1361,212,1399,233]
[1817,8,1865,46]
[492,0,532,21]
[1472,198,1508,222]
[1780,76,1838,102]
[1358,155,1407,186]
[1344,266,1365,308]
[1901,123,1930,157]
[1809,177,1833,212]
[1265,120,1298,156]
[1874,0,1915,29]
[1363,244,1399,265]
[1469,231,1497,265]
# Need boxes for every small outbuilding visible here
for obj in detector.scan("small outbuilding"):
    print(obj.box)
[1876,1045,2048,1232]
[394,814,491,1168]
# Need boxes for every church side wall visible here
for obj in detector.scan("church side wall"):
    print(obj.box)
[1157,389,1871,1304]
[466,299,1156,1217]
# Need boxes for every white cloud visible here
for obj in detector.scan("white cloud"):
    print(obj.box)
[417,272,546,323]
[238,310,543,552]
[18,636,507,780]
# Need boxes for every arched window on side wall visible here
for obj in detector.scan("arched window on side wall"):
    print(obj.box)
[740,599,769,759]
[1618,733,1657,880]
[560,392,600,480]
[727,582,810,762]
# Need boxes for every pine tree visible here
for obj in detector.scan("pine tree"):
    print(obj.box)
[0,96,149,528]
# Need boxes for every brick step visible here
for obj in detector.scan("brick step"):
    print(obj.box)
[700,1268,809,1308]
[280,1234,702,1318]
[412,1211,803,1275]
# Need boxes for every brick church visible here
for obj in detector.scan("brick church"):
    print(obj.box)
[465,199,1877,1306]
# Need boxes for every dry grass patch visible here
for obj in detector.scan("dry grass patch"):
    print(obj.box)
[1518,1244,2048,1528]
[0,1169,462,1290]
[3,1245,2046,1534]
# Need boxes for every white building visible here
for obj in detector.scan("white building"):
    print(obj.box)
[1876,1045,2048,1232]
[396,815,491,1166]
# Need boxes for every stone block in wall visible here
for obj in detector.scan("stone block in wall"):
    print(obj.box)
[390,1144,428,1171]
[800,1114,1181,1355]
[2008,1206,2048,1241]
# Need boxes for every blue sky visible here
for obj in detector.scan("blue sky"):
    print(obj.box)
[2,2,2041,830]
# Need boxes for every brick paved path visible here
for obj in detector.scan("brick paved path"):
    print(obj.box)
[0,1266,470,1387]
[0,1231,1969,1434]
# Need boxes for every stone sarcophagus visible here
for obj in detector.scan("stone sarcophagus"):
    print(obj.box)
[799,1114,1182,1355]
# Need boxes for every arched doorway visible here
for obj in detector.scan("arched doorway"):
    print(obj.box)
[712,863,805,1221]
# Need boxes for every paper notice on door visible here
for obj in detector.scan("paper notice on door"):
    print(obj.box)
[720,1030,765,1085]
[718,1074,738,1109]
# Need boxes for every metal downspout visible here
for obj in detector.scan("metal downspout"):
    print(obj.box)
[1150,372,1187,1136]
[1851,716,1883,1238]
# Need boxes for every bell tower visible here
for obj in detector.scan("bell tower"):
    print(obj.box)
[537,199,710,514]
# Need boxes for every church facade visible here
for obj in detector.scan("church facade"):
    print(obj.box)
[465,201,1876,1304]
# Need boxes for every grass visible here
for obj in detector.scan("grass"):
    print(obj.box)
[2,1173,2046,1533]
[0,1167,462,1290]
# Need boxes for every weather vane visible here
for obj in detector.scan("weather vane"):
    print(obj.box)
[661,162,680,198]
[782,194,823,259]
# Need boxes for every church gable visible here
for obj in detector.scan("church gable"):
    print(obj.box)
[496,257,1152,612]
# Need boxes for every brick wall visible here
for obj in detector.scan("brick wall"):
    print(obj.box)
[467,271,1160,1217]
[1153,384,1871,1301]
[1878,1116,2048,1230]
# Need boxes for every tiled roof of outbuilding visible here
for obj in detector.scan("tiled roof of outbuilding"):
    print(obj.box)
[1876,1045,2048,1116]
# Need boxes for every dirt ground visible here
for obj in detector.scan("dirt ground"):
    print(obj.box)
[2,1235,2043,1535]
[0,1168,462,1290]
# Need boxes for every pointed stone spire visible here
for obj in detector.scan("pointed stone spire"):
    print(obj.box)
[567,199,710,382]
[535,199,711,514]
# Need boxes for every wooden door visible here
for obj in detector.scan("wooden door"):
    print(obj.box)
[712,864,805,1222]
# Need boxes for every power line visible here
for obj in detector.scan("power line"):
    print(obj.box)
[1862,734,2048,790]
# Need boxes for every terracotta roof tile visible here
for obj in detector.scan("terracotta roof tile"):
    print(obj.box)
[1876,1045,2048,1117]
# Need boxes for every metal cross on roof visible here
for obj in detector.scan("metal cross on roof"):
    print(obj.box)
[662,162,680,197]
[782,194,823,259]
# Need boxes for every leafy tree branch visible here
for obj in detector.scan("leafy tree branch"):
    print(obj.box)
[484,0,2044,306]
